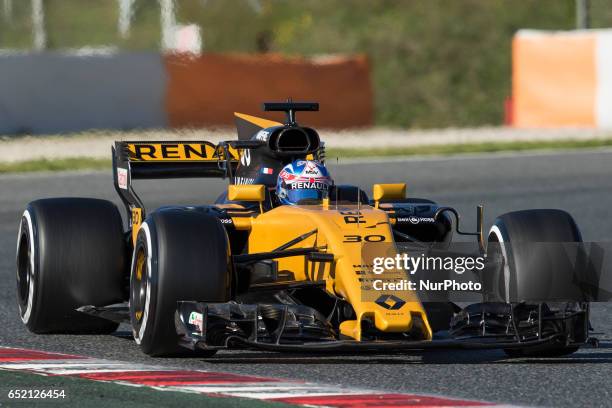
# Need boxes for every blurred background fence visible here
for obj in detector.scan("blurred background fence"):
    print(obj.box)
[1,0,612,134]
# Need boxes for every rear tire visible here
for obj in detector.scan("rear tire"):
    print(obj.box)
[130,209,231,356]
[16,198,126,334]
[486,209,583,358]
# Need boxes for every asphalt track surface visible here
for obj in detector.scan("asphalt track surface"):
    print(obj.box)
[1,149,612,407]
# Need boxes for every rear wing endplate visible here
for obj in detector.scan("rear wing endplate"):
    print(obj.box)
[112,140,241,220]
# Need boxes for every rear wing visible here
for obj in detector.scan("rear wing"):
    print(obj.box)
[112,140,255,226]
[113,140,239,180]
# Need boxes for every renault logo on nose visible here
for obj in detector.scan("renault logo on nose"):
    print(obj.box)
[375,294,405,310]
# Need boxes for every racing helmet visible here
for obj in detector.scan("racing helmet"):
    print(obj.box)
[276,160,332,205]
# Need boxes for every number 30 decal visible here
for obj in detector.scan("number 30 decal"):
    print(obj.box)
[343,235,385,243]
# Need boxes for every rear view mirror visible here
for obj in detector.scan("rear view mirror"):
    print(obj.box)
[372,183,406,208]
[228,184,265,213]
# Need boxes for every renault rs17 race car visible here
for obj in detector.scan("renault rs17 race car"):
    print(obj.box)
[16,101,598,357]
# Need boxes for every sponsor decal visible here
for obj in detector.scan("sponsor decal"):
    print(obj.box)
[302,161,321,176]
[261,167,274,175]
[396,216,436,224]
[375,294,406,310]
[117,168,128,190]
[341,210,365,224]
[188,311,203,331]
[240,149,251,166]
[255,130,269,141]
[279,169,297,181]
[126,142,238,162]
[287,181,329,190]
[234,177,255,185]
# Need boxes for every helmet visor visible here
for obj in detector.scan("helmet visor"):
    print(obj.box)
[286,188,326,205]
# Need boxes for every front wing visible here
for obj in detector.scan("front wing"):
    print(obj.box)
[174,301,590,353]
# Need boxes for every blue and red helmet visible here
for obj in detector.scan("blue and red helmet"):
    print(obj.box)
[276,160,332,205]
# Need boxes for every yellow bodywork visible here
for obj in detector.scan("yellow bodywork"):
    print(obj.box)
[234,112,282,129]
[131,207,142,244]
[228,184,265,202]
[372,183,406,208]
[236,201,432,341]
[124,111,433,342]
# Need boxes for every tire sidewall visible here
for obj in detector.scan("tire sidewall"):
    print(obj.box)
[487,209,582,303]
[16,208,40,330]
[487,222,514,303]
[130,221,160,352]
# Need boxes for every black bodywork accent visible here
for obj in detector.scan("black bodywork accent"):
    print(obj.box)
[232,124,323,187]
[380,201,454,243]
[232,101,325,186]
[263,101,319,125]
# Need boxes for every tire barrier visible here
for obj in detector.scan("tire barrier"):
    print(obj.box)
[164,53,372,129]
[512,29,612,128]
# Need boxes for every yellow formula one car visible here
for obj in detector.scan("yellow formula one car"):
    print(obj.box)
[16,102,594,357]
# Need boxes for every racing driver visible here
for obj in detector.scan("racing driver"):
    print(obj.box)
[276,160,333,205]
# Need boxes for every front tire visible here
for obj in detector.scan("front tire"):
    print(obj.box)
[486,209,584,358]
[130,209,231,356]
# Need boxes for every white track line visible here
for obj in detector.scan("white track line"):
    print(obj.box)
[0,346,510,407]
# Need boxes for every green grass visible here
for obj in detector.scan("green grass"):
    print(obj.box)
[1,139,611,174]
[326,138,612,158]
[0,369,291,408]
[0,158,110,174]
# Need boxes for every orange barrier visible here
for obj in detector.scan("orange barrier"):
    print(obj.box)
[512,31,596,127]
[164,53,373,129]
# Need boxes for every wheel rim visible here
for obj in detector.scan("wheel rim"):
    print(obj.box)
[16,229,31,310]
[131,247,147,330]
